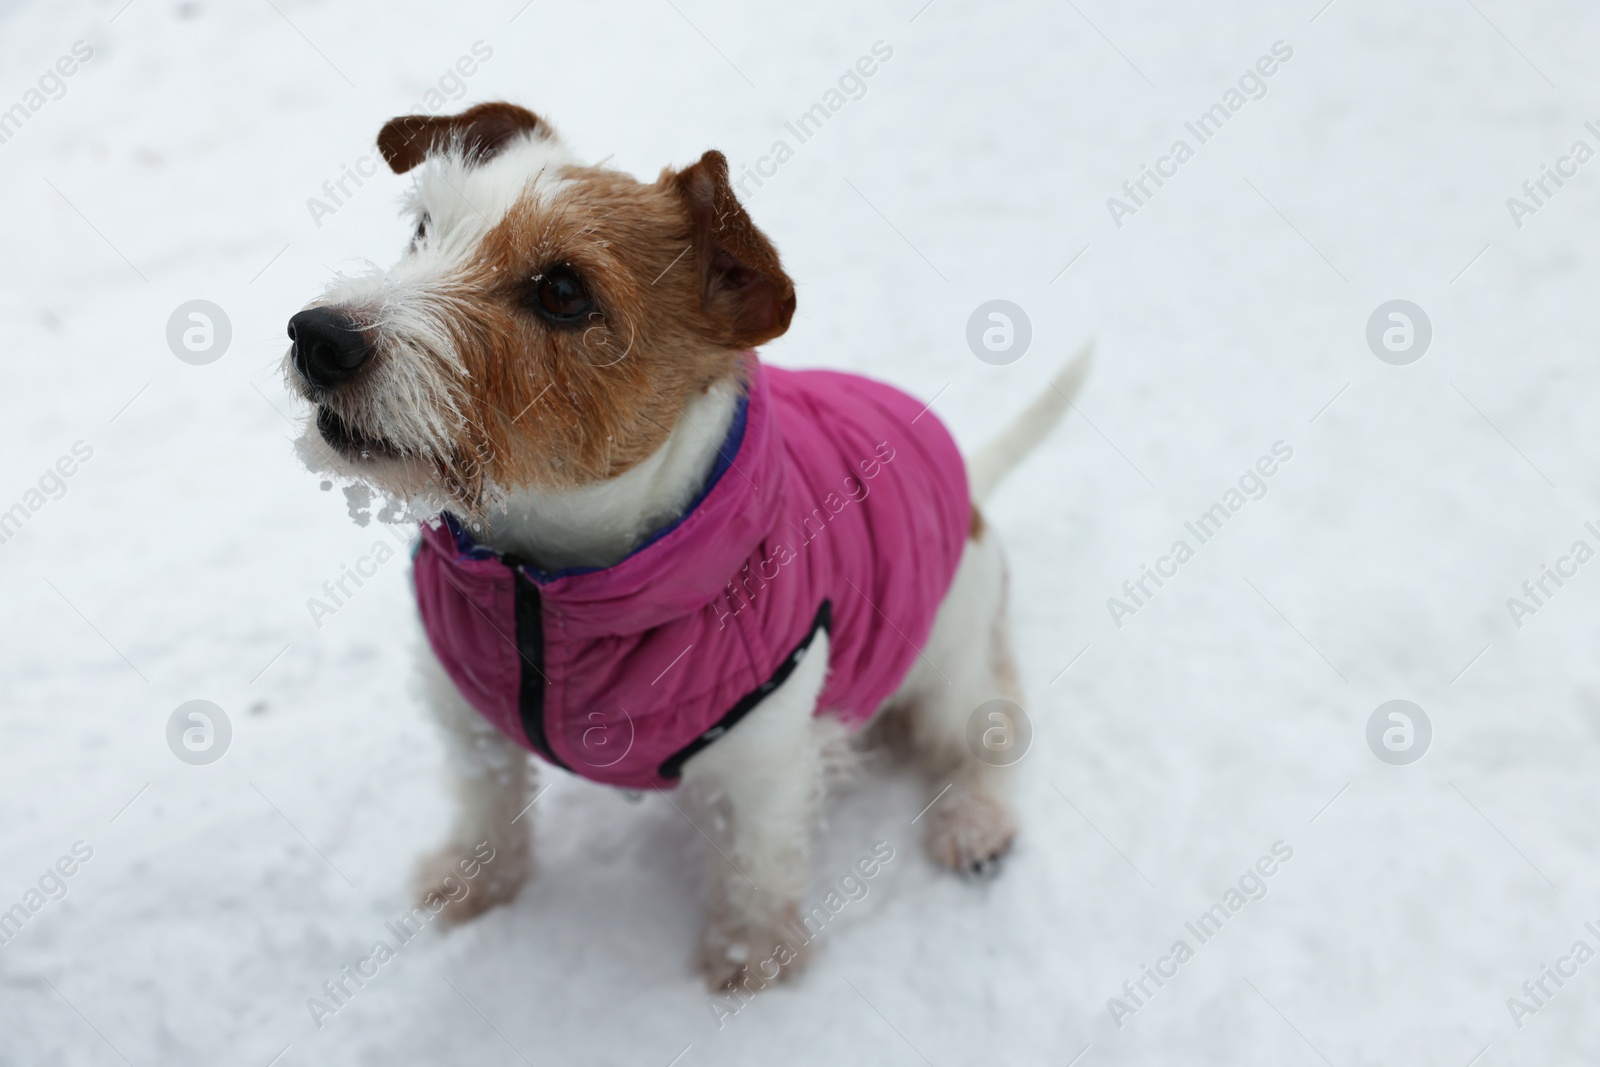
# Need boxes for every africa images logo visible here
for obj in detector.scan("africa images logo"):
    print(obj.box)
[1106,41,1294,228]
[1106,442,1293,628]
[0,40,94,148]
[1105,841,1295,1029]
[305,41,494,228]
[732,41,894,201]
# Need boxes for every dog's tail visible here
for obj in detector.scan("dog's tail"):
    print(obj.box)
[966,340,1093,504]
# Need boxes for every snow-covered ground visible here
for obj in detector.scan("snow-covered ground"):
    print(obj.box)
[3,0,1599,1063]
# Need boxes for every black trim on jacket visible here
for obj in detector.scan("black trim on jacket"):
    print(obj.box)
[657,600,833,781]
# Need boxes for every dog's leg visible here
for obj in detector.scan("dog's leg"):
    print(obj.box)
[411,643,535,925]
[679,631,834,991]
[900,513,1022,876]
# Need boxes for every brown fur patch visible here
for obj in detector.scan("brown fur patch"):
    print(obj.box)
[310,106,800,519]
[969,503,986,542]
[425,159,788,506]
[377,102,551,175]
[671,151,796,347]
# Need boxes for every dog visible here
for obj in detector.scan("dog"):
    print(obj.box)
[285,102,1088,990]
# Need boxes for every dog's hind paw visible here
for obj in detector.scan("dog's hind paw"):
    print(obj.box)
[410,838,530,929]
[924,789,1016,877]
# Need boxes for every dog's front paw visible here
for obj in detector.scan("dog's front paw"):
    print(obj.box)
[695,904,811,992]
[925,789,1017,878]
[411,837,530,929]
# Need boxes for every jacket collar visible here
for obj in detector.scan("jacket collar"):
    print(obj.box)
[433,358,783,637]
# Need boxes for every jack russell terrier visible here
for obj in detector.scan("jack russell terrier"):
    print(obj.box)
[285,103,1088,990]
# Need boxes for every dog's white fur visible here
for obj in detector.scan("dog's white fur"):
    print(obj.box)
[681,628,842,985]
[482,376,743,569]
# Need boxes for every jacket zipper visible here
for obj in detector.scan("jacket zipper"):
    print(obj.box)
[513,570,567,770]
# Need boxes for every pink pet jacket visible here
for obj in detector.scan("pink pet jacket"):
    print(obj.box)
[412,357,969,790]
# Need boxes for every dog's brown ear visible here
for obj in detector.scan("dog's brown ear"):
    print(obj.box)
[377,102,551,175]
[669,150,796,349]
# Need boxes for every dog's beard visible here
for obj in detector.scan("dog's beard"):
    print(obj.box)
[283,333,502,525]
[290,420,512,529]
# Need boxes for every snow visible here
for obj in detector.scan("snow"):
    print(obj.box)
[2,0,1599,1064]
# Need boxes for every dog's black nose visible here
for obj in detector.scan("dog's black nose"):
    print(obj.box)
[288,308,373,389]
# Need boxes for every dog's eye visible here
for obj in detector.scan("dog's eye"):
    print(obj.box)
[413,213,430,242]
[532,266,593,322]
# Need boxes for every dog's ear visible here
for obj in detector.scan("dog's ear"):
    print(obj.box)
[377,102,551,175]
[669,150,796,349]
